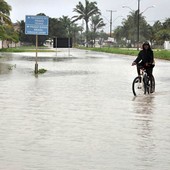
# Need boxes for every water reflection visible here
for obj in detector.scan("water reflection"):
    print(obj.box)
[0,63,11,74]
[132,95,154,114]
[133,96,156,169]
[0,51,170,170]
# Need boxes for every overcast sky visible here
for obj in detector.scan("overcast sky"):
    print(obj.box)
[6,0,170,33]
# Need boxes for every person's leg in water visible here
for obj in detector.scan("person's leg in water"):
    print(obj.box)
[146,67,154,93]
[136,63,143,82]
[146,67,153,77]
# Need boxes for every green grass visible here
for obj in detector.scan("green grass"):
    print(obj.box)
[79,47,170,60]
[154,50,170,60]
[1,46,170,60]
[89,47,139,56]
[0,46,55,52]
[37,68,47,74]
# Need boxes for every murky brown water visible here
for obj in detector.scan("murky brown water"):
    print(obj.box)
[0,49,170,170]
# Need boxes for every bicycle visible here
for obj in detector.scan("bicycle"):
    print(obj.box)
[132,68,155,96]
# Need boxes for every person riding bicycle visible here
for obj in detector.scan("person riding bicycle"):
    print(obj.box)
[132,41,155,79]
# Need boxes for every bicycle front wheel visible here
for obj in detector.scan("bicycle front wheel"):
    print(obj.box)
[143,74,148,94]
[132,76,143,96]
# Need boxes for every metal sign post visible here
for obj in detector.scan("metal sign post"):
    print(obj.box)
[25,15,49,74]
[35,35,38,74]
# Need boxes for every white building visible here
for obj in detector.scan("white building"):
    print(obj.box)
[164,41,170,50]
[0,40,2,49]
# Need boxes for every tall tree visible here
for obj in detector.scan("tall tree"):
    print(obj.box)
[113,26,124,45]
[49,17,66,38]
[113,11,152,47]
[155,19,170,45]
[163,18,170,29]
[90,15,105,46]
[0,0,12,47]
[72,0,100,45]
[150,20,163,45]
[59,16,82,45]
[152,19,170,45]
[0,0,12,25]
[70,23,82,46]
[59,15,72,37]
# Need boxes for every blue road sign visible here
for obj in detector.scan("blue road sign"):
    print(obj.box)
[25,15,49,35]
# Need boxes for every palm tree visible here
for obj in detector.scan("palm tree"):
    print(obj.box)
[91,15,105,46]
[59,15,72,37]
[0,0,12,25]
[0,0,12,48]
[59,16,82,46]
[118,10,151,46]
[72,0,100,46]
[70,23,82,46]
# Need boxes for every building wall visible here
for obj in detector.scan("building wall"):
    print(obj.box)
[0,40,2,49]
[164,41,170,50]
[0,40,21,49]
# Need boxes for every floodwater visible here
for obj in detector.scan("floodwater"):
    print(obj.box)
[0,48,170,170]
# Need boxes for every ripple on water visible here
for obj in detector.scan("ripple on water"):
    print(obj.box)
[1,52,170,170]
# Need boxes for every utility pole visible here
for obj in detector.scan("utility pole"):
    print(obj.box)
[106,10,116,37]
[137,0,140,50]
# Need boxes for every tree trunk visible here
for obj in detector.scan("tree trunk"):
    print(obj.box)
[85,20,89,47]
[93,29,96,47]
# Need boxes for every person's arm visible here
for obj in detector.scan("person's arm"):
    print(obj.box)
[151,51,155,66]
[151,51,154,63]
[132,51,142,66]
[148,50,154,64]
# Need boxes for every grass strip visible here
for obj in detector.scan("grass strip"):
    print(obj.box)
[79,47,170,60]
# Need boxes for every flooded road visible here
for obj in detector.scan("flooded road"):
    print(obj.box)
[0,48,170,170]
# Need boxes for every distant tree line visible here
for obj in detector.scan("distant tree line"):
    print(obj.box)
[1,0,170,48]
[113,10,170,48]
[19,0,107,47]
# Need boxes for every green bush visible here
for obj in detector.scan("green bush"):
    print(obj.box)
[38,68,47,74]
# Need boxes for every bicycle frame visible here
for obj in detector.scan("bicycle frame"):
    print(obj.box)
[132,68,155,96]
[141,69,150,94]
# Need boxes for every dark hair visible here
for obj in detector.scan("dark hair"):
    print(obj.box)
[143,41,149,46]
[142,41,151,50]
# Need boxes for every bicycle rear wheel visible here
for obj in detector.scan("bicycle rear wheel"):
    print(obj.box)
[143,75,155,94]
[132,76,143,96]
[150,75,155,93]
[147,77,151,94]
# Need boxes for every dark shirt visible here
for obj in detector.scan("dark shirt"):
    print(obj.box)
[134,49,154,65]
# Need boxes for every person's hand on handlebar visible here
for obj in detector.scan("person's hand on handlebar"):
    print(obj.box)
[132,62,136,66]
